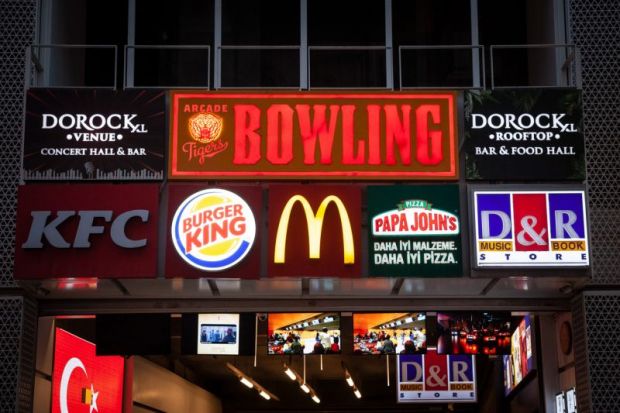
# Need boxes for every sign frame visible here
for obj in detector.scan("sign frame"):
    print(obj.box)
[397,350,477,404]
[169,91,459,180]
[468,184,591,278]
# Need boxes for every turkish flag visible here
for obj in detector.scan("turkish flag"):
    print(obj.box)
[52,328,124,413]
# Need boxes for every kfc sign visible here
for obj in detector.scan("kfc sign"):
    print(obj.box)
[14,184,159,279]
[398,350,476,403]
[268,186,361,277]
[472,188,589,267]
[52,328,125,413]
[169,92,458,180]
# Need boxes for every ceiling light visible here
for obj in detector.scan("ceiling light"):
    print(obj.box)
[259,391,271,400]
[345,375,354,387]
[240,377,254,388]
[353,389,362,399]
[311,394,321,403]
[284,367,296,381]
[300,383,310,393]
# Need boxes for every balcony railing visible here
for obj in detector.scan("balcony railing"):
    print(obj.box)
[398,45,485,90]
[27,43,580,91]
[125,45,211,89]
[489,44,580,89]
[27,44,117,89]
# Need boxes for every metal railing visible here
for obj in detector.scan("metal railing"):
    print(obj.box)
[218,45,301,89]
[27,44,117,89]
[26,43,581,91]
[308,46,391,89]
[398,45,485,90]
[124,45,211,89]
[490,44,580,89]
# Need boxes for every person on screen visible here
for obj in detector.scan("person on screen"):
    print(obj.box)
[222,328,235,343]
[330,336,340,353]
[319,327,332,350]
[201,328,207,343]
[290,337,303,354]
[313,342,325,354]
[400,340,416,354]
[382,335,395,354]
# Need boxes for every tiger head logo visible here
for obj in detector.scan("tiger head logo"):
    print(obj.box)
[188,113,224,143]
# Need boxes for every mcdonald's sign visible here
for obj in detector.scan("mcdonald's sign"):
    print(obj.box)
[268,186,361,277]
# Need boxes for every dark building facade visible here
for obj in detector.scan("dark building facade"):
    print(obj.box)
[1,0,619,412]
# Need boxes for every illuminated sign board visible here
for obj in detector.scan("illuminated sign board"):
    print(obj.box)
[268,186,361,277]
[471,188,589,268]
[368,185,462,277]
[14,184,159,279]
[24,89,165,180]
[52,328,124,413]
[170,187,257,272]
[165,185,262,278]
[397,350,476,403]
[464,89,584,180]
[169,92,458,180]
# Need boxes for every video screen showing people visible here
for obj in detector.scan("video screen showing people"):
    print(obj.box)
[436,312,512,355]
[200,324,237,344]
[353,313,426,355]
[268,313,341,355]
[197,313,240,355]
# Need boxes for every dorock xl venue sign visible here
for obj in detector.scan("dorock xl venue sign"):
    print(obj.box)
[169,92,458,180]
[470,187,589,268]
[24,89,165,180]
[464,89,584,180]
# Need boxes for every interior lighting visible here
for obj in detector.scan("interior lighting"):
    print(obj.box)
[300,383,310,393]
[284,367,296,381]
[259,391,271,400]
[240,377,254,388]
[353,388,362,399]
[311,394,321,403]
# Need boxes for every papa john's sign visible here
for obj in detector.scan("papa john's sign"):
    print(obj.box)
[14,184,159,279]
[169,92,458,180]
[268,186,361,277]
[470,187,589,268]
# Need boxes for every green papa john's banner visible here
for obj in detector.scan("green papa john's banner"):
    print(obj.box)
[368,185,462,277]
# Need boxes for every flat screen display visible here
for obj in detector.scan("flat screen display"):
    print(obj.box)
[198,314,240,355]
[503,315,535,394]
[436,312,512,355]
[96,313,170,355]
[268,313,341,355]
[353,313,426,354]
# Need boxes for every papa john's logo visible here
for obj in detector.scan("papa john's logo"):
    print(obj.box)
[172,188,256,271]
[183,112,228,163]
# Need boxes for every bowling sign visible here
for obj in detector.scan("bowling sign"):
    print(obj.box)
[472,189,589,267]
[398,350,476,403]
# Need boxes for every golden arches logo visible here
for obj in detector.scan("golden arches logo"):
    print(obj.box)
[274,195,355,264]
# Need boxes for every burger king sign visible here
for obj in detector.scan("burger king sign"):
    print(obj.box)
[171,188,257,272]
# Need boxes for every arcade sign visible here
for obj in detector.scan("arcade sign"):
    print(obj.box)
[14,184,159,279]
[464,89,584,180]
[471,187,589,268]
[398,350,476,403]
[169,92,458,180]
[24,89,165,181]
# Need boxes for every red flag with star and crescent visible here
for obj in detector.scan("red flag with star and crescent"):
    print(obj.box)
[52,328,125,413]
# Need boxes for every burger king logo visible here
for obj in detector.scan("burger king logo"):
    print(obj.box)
[172,188,256,271]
